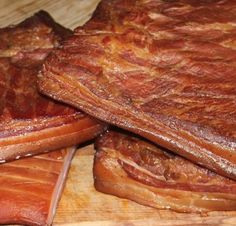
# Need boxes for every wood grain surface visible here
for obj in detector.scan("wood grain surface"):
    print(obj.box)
[0,1,236,225]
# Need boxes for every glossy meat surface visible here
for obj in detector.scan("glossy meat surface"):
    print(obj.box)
[39,0,236,179]
[94,131,236,213]
[0,147,75,226]
[0,11,106,161]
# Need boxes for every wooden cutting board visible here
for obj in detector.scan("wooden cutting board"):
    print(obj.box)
[0,1,236,225]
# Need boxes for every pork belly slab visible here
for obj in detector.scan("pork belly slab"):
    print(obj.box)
[39,0,236,180]
[0,11,106,162]
[0,147,75,226]
[94,131,236,213]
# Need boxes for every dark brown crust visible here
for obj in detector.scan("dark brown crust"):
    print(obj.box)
[39,0,236,179]
[0,11,106,162]
[94,131,236,213]
[0,10,71,58]
[0,147,75,226]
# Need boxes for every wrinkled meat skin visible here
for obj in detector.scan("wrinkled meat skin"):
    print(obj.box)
[39,0,236,179]
[0,11,106,162]
[0,10,71,58]
[0,147,75,226]
[94,131,236,213]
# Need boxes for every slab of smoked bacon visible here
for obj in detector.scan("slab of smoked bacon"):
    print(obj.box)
[0,147,75,226]
[39,0,236,180]
[94,131,236,213]
[0,11,105,162]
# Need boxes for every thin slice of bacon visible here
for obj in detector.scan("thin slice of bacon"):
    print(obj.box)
[0,147,75,226]
[0,11,106,162]
[94,131,236,213]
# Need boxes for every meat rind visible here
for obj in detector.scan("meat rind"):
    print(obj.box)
[0,11,106,162]
[94,131,236,213]
[39,0,236,179]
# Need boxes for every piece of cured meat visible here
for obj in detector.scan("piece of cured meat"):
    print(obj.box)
[94,131,236,213]
[0,11,106,162]
[0,147,76,226]
[39,0,236,179]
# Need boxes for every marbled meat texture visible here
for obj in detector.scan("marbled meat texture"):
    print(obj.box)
[0,11,105,162]
[39,0,236,179]
[94,131,236,213]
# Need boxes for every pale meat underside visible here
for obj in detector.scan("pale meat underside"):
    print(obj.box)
[0,147,75,226]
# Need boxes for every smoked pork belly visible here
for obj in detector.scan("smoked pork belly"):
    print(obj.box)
[0,11,106,162]
[94,131,236,213]
[0,147,75,226]
[39,0,236,179]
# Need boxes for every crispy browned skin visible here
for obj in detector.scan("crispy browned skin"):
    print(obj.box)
[39,0,236,179]
[0,11,106,162]
[0,147,75,226]
[94,131,236,213]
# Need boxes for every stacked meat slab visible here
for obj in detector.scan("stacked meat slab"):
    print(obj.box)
[39,0,236,212]
[39,0,236,180]
[0,11,106,225]
[39,0,236,213]
[1,0,236,225]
